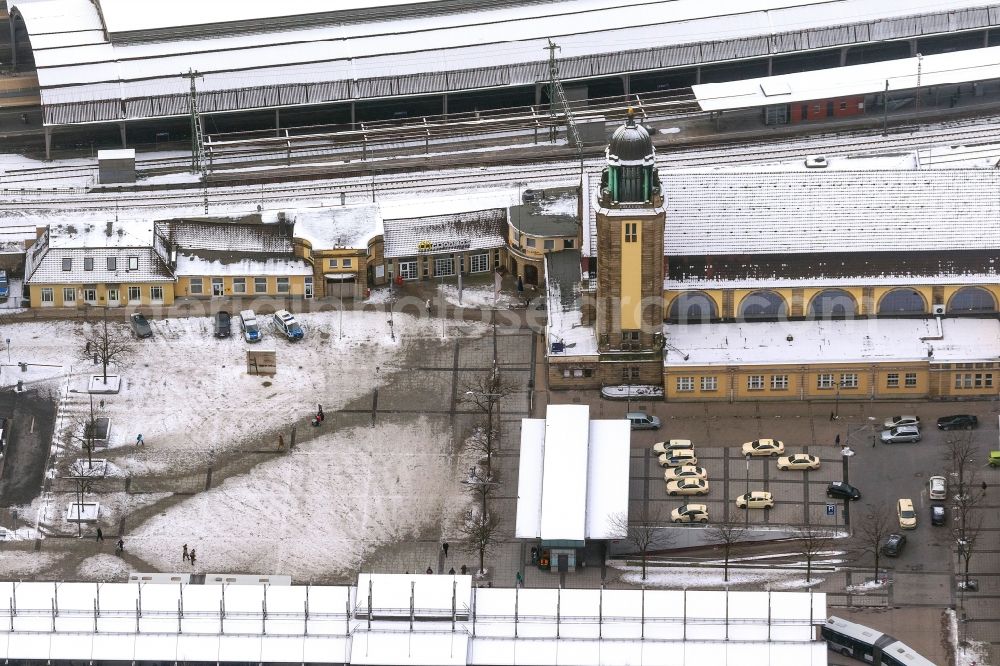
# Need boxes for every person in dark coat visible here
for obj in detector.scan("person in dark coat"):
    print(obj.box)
[190,549,197,566]
[183,544,189,561]
[426,566,433,574]
[116,539,124,554]
[442,542,449,557]
[96,528,104,542]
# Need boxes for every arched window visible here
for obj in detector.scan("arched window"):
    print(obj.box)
[947,287,997,313]
[878,289,926,314]
[738,290,787,320]
[667,292,718,323]
[809,289,857,319]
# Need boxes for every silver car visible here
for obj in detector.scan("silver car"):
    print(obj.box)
[880,425,921,444]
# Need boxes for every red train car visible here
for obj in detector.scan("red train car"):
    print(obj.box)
[789,95,865,122]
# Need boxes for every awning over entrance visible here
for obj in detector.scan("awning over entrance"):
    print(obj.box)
[323,273,356,281]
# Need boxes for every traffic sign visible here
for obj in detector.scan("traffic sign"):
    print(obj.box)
[826,504,836,516]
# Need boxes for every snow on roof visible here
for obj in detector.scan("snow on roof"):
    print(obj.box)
[25,247,173,285]
[97,149,135,160]
[382,210,505,259]
[514,418,546,540]
[585,420,630,540]
[157,220,294,254]
[171,253,313,277]
[695,46,1000,112]
[544,250,598,357]
[663,317,1000,367]
[356,574,472,617]
[48,220,153,249]
[663,170,1000,256]
[293,205,383,250]
[540,404,590,541]
[350,631,468,665]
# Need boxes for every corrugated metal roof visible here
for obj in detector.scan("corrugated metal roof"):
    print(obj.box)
[382,209,506,258]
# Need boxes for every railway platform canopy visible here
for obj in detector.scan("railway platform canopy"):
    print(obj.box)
[8,0,999,128]
[693,44,1000,112]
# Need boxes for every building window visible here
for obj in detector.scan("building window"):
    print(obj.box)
[624,223,637,243]
[107,257,117,271]
[128,257,139,271]
[526,238,536,248]
[276,277,289,293]
[343,258,352,268]
[840,373,858,389]
[620,330,640,350]
[62,258,72,271]
[904,372,918,388]
[399,261,418,280]
[622,366,640,382]
[543,239,554,250]
[127,286,141,302]
[886,373,899,388]
[150,286,163,302]
[817,373,834,389]
[564,239,575,249]
[254,277,267,293]
[84,257,94,271]
[747,375,764,390]
[63,287,76,302]
[328,259,338,269]
[232,278,246,294]
[980,373,993,388]
[434,257,455,276]
[470,253,489,273]
[494,249,501,268]
[107,288,119,303]
[304,277,313,299]
[41,288,53,304]
[677,376,694,392]
[563,368,594,378]
[82,287,97,303]
[700,376,717,391]
[771,374,789,390]
[189,278,203,295]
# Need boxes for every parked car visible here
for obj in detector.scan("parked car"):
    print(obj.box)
[931,505,947,526]
[804,155,828,168]
[881,533,907,557]
[880,425,921,444]
[663,465,708,482]
[213,311,232,338]
[736,491,774,509]
[936,414,978,430]
[657,450,698,468]
[628,411,661,430]
[240,309,262,342]
[827,481,861,501]
[883,415,920,429]
[130,313,152,339]
[928,475,947,501]
[652,439,692,456]
[671,504,709,524]
[666,478,709,496]
[777,453,820,471]
[272,310,304,340]
[897,498,917,530]
[741,438,785,457]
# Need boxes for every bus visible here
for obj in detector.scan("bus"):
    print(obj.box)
[822,616,936,666]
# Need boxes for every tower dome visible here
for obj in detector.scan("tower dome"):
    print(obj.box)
[607,110,654,166]
[601,109,660,204]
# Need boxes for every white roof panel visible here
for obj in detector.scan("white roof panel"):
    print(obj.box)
[540,404,590,541]
[585,420,630,539]
[514,418,546,539]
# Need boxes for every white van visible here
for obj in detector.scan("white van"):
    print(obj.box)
[240,310,262,342]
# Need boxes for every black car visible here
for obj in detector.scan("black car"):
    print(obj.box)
[937,414,978,430]
[931,505,947,526]
[827,481,861,501]
[130,313,152,339]
[881,533,907,557]
[213,311,232,338]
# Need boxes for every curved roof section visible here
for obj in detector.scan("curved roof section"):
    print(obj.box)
[11,0,999,125]
[607,114,654,165]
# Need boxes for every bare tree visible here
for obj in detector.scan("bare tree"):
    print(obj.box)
[67,411,100,469]
[792,526,834,582]
[80,310,134,383]
[461,368,517,476]
[945,433,984,535]
[853,504,892,582]
[458,505,501,576]
[607,505,667,581]
[708,518,746,582]
[956,511,984,589]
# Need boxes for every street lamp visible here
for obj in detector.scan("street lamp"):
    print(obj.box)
[744,453,751,529]
[841,445,855,526]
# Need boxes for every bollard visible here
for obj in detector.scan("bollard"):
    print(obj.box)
[18,362,26,372]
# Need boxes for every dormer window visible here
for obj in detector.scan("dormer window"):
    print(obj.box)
[84,257,94,271]
[62,258,72,271]
[107,257,117,271]
[128,256,138,271]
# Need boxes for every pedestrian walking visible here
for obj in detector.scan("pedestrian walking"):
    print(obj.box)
[426,566,433,574]
[448,567,455,575]
[182,544,189,561]
[460,564,467,575]
[116,539,124,554]
[96,527,104,542]
[872,434,877,448]
[190,549,196,566]
[317,404,324,422]
[136,433,144,446]
[442,542,449,557]
[835,434,840,446]
[425,299,431,314]
[982,481,988,492]
[516,571,523,587]
[829,411,834,422]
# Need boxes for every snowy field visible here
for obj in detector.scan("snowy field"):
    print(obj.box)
[4,308,492,582]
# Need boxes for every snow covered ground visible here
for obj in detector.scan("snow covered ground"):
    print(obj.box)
[3,308,490,581]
